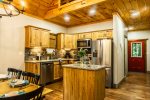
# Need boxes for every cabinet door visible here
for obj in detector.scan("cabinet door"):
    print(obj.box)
[78,33,92,39]
[106,30,113,38]
[49,34,56,49]
[69,60,75,64]
[57,33,64,50]
[54,64,60,80]
[92,32,99,40]
[30,27,38,47]
[84,33,92,39]
[30,27,41,47]
[72,34,78,49]
[35,29,41,46]
[78,33,85,39]
[25,63,40,75]
[64,34,73,49]
[41,30,50,47]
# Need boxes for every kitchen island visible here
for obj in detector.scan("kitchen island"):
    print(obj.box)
[62,64,106,100]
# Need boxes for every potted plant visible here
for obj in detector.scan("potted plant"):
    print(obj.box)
[77,48,87,64]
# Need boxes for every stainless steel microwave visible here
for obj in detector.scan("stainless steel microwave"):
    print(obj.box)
[77,39,92,48]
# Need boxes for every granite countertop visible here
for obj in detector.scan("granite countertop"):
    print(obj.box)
[25,58,77,63]
[62,64,106,71]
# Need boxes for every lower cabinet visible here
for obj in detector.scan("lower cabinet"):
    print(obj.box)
[25,62,40,75]
[53,61,68,80]
[69,60,75,64]
[54,62,61,80]
[25,60,75,82]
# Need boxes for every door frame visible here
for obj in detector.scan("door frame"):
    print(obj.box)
[128,39,148,72]
[124,35,128,76]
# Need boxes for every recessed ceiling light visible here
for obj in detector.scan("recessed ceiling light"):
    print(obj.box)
[64,14,70,22]
[130,10,140,18]
[128,26,134,30]
[88,5,97,16]
[141,6,149,12]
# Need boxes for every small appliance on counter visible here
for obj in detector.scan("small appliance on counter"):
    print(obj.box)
[64,50,71,58]
[69,49,78,59]
[58,49,66,58]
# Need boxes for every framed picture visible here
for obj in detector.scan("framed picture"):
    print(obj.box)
[131,42,142,57]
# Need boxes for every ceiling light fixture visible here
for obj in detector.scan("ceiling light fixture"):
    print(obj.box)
[64,14,70,22]
[128,26,134,30]
[130,10,140,18]
[0,0,25,17]
[88,5,97,16]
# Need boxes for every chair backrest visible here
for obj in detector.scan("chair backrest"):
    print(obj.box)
[21,71,40,84]
[7,68,22,79]
[0,86,44,100]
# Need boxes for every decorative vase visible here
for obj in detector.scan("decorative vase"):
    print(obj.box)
[80,56,84,64]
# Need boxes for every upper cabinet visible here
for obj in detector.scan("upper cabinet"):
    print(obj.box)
[25,27,40,47]
[78,33,92,39]
[72,34,78,49]
[57,33,64,50]
[57,33,78,50]
[25,26,51,48]
[92,30,112,40]
[64,34,74,49]
[41,30,50,48]
[49,34,57,49]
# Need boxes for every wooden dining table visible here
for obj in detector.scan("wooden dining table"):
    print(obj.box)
[0,80,53,97]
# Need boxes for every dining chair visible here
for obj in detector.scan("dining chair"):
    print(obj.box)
[0,85,44,100]
[21,71,40,84]
[7,68,22,79]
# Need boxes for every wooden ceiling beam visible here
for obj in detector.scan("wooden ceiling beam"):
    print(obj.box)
[44,0,107,19]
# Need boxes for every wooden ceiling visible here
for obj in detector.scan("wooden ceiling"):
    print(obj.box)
[13,0,58,18]
[10,0,150,30]
[47,1,114,27]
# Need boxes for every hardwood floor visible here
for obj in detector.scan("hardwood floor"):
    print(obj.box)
[44,72,150,100]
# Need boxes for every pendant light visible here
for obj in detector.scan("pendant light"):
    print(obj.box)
[0,0,25,17]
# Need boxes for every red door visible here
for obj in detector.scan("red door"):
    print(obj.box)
[128,40,146,72]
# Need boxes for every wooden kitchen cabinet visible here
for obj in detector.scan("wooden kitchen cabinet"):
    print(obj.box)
[25,62,40,75]
[64,34,74,49]
[54,62,61,80]
[78,33,92,39]
[69,60,75,64]
[49,34,56,49]
[41,30,50,47]
[72,34,78,49]
[92,30,112,40]
[57,33,64,50]
[53,61,68,80]
[25,26,41,47]
[57,33,78,50]
[25,26,50,48]
[54,61,63,80]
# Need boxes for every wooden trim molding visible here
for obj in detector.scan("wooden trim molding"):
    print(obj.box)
[44,0,106,19]
[128,39,149,41]
[147,71,150,74]
[25,25,51,31]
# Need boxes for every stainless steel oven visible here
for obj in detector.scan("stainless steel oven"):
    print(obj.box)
[77,39,92,48]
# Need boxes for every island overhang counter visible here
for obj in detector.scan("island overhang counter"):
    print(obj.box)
[62,64,106,100]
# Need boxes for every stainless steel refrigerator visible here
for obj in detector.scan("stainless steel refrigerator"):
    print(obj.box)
[92,39,113,88]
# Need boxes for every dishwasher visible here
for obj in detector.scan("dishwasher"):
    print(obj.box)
[40,62,54,85]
